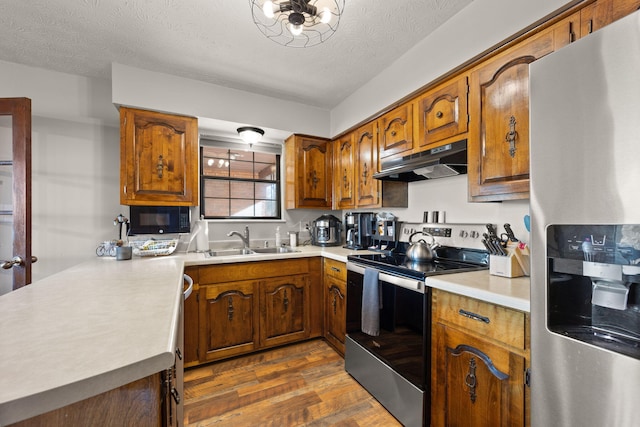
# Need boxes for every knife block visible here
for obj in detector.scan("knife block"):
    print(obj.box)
[490,249,525,278]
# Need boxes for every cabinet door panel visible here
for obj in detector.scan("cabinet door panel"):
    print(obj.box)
[433,325,526,427]
[416,76,468,150]
[200,281,259,361]
[355,123,380,208]
[334,133,356,210]
[120,107,198,206]
[468,30,554,201]
[260,275,310,347]
[378,103,413,158]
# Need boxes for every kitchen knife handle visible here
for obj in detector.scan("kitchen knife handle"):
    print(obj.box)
[504,223,518,242]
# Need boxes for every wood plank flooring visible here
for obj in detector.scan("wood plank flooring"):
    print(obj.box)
[183,340,402,426]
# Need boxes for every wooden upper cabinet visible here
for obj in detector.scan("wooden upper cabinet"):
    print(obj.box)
[120,107,198,206]
[580,0,640,36]
[333,132,356,210]
[285,134,332,209]
[354,122,380,208]
[468,29,555,202]
[414,75,469,152]
[377,103,414,159]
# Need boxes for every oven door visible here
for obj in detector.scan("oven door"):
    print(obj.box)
[345,262,430,427]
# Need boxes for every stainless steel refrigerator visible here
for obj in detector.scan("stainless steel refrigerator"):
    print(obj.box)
[529,10,640,427]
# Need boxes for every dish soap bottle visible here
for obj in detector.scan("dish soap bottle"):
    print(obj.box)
[275,226,282,247]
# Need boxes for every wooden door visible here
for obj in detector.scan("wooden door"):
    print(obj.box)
[437,326,526,427]
[333,132,355,210]
[377,102,414,159]
[298,136,333,208]
[199,280,260,362]
[325,280,346,354]
[0,98,34,292]
[260,275,310,348]
[354,123,380,208]
[120,107,198,206]
[468,30,554,201]
[415,76,469,151]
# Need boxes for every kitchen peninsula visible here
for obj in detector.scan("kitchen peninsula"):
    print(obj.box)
[0,247,529,426]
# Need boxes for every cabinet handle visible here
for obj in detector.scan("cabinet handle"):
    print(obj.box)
[465,357,478,403]
[331,266,341,273]
[587,19,593,34]
[227,296,234,321]
[157,155,165,178]
[309,170,320,189]
[362,162,369,185]
[332,292,337,315]
[343,168,349,190]
[449,344,509,404]
[390,130,397,137]
[436,111,443,118]
[568,21,576,43]
[504,115,518,158]
[283,289,289,312]
[458,308,490,324]
[171,387,181,404]
[175,348,182,361]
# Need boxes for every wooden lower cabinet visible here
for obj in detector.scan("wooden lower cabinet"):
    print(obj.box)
[323,258,347,355]
[431,290,530,427]
[200,280,260,362]
[186,258,323,365]
[260,274,311,348]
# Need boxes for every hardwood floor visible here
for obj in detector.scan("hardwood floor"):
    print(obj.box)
[183,340,402,426]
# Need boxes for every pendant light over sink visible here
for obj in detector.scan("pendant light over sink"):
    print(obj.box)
[249,0,345,48]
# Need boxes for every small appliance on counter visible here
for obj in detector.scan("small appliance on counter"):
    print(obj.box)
[369,212,400,252]
[310,214,342,247]
[344,212,375,250]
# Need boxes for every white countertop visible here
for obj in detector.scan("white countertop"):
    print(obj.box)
[427,270,530,312]
[0,244,529,425]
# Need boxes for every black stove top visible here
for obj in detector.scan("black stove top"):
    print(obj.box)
[348,247,489,280]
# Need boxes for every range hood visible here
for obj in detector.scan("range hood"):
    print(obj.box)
[373,139,467,182]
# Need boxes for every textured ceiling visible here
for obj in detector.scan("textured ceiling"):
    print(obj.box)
[0,0,472,110]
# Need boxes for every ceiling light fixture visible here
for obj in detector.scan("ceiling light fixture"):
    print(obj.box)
[250,0,345,48]
[237,126,265,146]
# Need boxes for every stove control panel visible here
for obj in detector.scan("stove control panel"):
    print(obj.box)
[400,223,491,251]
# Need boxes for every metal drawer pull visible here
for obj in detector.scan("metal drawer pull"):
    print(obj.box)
[331,266,341,273]
[458,309,490,324]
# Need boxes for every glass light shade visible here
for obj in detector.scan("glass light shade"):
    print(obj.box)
[289,23,303,36]
[237,126,265,145]
[262,0,275,18]
[250,0,345,48]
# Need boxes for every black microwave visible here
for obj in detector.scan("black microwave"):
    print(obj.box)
[129,206,191,235]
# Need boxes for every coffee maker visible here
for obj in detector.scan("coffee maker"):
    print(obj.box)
[344,212,375,250]
[310,214,342,247]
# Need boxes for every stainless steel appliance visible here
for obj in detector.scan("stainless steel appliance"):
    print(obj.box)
[374,139,467,182]
[344,212,374,250]
[310,214,342,247]
[345,223,489,427]
[530,11,640,427]
[129,205,190,235]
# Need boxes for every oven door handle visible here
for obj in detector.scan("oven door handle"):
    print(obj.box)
[348,263,425,293]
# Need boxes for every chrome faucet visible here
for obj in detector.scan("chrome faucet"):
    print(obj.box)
[227,226,250,249]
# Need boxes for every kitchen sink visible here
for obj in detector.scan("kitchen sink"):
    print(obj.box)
[251,246,301,254]
[205,248,255,257]
[204,247,300,257]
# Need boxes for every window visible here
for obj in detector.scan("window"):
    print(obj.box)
[200,141,281,219]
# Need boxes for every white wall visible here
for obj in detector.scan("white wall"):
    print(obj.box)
[0,61,121,292]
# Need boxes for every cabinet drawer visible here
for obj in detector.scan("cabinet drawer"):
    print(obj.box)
[434,290,526,349]
[324,258,347,281]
